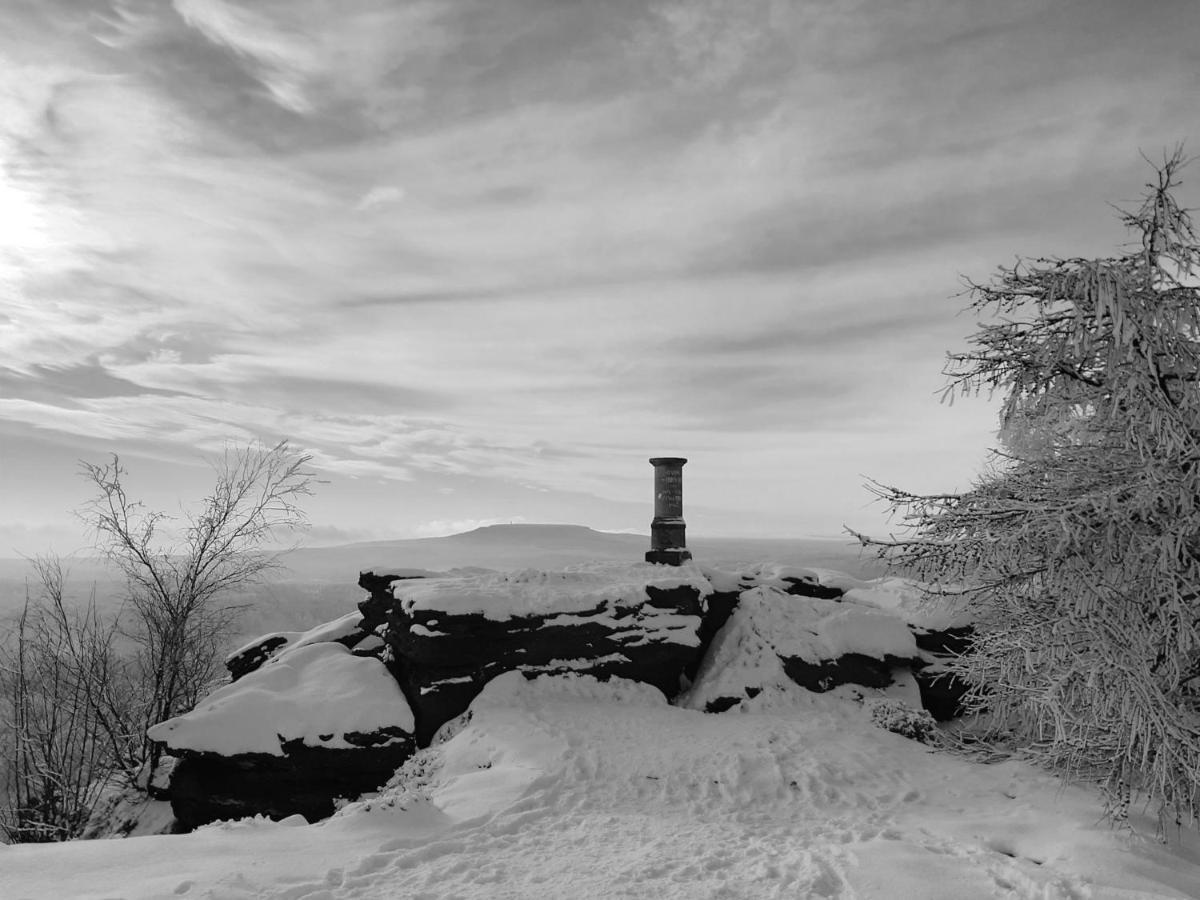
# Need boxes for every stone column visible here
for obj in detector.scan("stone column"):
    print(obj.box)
[645,457,692,565]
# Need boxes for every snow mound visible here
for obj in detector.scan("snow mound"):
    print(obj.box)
[8,652,1200,900]
[679,585,919,713]
[841,576,973,628]
[744,584,916,662]
[224,610,366,665]
[147,642,413,756]
[742,562,824,587]
[472,669,668,710]
[392,562,712,620]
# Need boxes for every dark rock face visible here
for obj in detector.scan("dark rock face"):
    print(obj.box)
[780,577,845,600]
[782,652,915,693]
[156,617,414,830]
[911,625,974,656]
[359,573,425,629]
[687,589,740,682]
[909,624,975,720]
[224,611,389,682]
[680,582,978,723]
[912,667,972,721]
[361,571,708,744]
[780,621,975,720]
[168,730,415,830]
[226,635,290,682]
[703,696,742,714]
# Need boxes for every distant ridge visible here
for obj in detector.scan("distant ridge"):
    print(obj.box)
[0,524,886,625]
[275,523,884,582]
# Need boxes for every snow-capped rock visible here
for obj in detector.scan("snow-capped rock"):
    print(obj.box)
[361,562,716,743]
[149,559,972,830]
[151,636,416,829]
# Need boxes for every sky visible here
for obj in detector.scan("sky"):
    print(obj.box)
[0,0,1197,555]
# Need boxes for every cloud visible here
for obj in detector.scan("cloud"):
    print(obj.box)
[292,523,379,547]
[354,185,404,211]
[0,362,185,404]
[159,0,450,125]
[1,0,1197,545]
[413,516,528,538]
[173,0,322,112]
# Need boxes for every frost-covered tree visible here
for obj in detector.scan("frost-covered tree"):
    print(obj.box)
[853,149,1200,831]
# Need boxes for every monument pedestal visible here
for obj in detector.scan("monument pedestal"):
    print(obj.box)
[645,548,692,565]
[645,457,691,566]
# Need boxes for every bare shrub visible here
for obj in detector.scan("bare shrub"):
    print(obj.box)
[0,561,123,842]
[0,441,316,841]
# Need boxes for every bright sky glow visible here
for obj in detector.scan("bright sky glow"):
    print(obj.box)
[0,0,1197,554]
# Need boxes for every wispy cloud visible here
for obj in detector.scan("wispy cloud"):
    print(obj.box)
[0,0,1196,549]
[414,515,529,538]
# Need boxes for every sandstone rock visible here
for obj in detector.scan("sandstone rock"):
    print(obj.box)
[911,666,971,721]
[153,633,415,828]
[679,584,930,715]
[358,572,424,629]
[225,635,290,682]
[159,560,970,830]
[168,731,414,830]
[362,564,712,744]
[909,624,974,720]
[224,610,386,681]
[780,576,845,600]
[781,651,913,693]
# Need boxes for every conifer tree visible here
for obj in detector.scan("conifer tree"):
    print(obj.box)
[854,149,1200,831]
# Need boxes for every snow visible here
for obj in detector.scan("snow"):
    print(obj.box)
[287,612,369,649]
[410,623,448,637]
[392,562,713,620]
[147,642,413,756]
[8,667,1198,899]
[6,566,1200,899]
[521,652,631,671]
[224,611,367,664]
[839,576,974,629]
[715,583,917,665]
[226,630,294,664]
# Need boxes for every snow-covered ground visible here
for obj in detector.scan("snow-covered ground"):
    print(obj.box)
[5,668,1198,899]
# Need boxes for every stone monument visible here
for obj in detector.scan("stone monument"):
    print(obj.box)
[645,457,692,565]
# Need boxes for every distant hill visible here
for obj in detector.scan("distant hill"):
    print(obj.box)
[0,525,886,639]
[274,524,885,582]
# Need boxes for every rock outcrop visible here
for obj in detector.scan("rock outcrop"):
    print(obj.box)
[678,583,928,713]
[166,731,414,830]
[361,565,715,744]
[909,624,974,721]
[150,617,414,829]
[153,560,974,829]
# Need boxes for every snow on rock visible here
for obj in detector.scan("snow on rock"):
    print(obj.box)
[224,610,380,681]
[152,639,418,830]
[153,561,966,832]
[149,642,413,756]
[362,562,716,744]
[842,576,973,629]
[79,769,178,840]
[390,562,714,620]
[426,673,669,823]
[472,669,668,710]
[679,584,923,714]
[8,611,1200,900]
[342,673,667,825]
